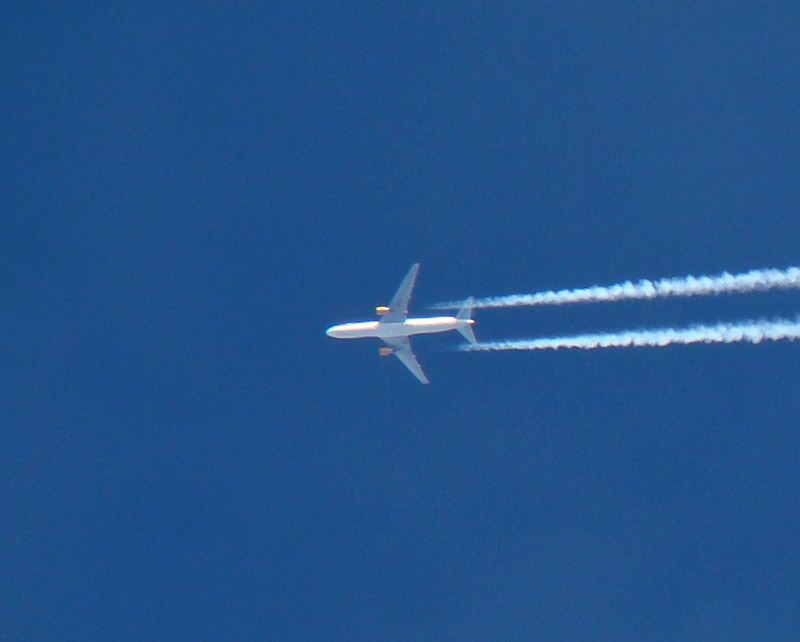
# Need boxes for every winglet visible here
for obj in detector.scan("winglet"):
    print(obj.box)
[456,297,477,345]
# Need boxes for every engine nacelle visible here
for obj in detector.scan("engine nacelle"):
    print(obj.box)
[376,306,391,315]
[379,347,393,357]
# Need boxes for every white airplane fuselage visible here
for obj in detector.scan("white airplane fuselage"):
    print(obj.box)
[325,263,476,383]
[326,317,475,340]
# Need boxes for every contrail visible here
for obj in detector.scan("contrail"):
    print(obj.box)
[433,266,800,310]
[461,317,800,352]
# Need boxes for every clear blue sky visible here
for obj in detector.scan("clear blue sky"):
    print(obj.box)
[5,4,800,641]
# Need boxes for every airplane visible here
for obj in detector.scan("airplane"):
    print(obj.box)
[325,263,477,383]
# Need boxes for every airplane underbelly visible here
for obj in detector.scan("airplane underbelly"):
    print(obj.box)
[377,318,458,338]
[326,322,380,339]
[328,317,459,340]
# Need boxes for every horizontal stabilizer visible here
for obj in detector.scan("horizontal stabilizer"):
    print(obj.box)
[456,296,474,321]
[458,324,477,345]
[456,296,477,344]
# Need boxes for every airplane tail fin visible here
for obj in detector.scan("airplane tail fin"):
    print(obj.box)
[456,297,477,345]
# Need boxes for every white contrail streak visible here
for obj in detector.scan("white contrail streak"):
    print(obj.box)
[433,266,800,310]
[462,318,800,352]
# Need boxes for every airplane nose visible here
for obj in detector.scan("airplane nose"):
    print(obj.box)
[325,326,336,337]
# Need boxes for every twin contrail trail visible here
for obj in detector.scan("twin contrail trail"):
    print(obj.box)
[434,266,800,310]
[462,318,800,353]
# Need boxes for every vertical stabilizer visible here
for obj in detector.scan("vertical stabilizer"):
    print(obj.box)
[456,297,477,344]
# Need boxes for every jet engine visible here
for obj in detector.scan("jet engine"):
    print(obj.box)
[378,347,393,357]
[376,306,391,315]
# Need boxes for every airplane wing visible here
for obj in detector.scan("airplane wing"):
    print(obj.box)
[383,337,429,384]
[380,263,420,324]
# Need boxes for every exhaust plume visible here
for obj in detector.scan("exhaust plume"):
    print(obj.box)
[434,266,800,310]
[462,318,800,352]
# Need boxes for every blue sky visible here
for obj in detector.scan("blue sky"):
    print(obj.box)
[4,4,800,641]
